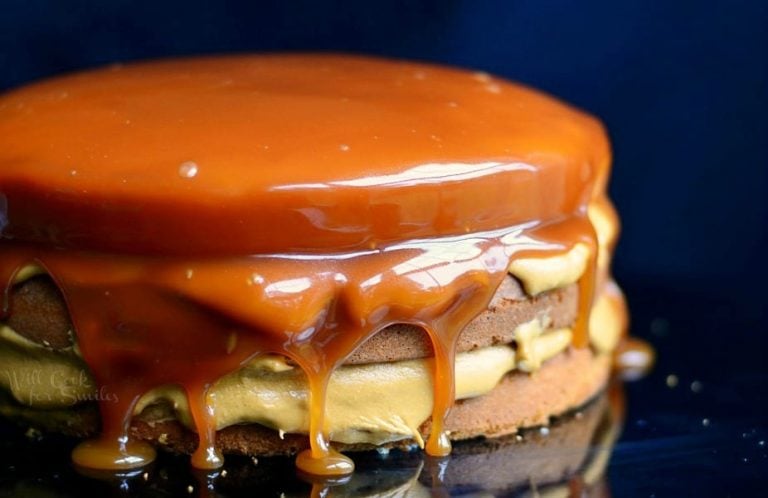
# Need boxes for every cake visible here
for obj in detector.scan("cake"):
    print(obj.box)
[0,54,631,476]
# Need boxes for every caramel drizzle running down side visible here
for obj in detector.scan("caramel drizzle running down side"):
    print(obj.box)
[524,214,599,348]
[0,216,597,476]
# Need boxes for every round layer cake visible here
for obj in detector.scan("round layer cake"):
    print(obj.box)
[0,54,627,475]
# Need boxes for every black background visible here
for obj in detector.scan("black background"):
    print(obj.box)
[1,1,766,496]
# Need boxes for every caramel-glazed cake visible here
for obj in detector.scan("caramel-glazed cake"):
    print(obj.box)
[0,54,629,476]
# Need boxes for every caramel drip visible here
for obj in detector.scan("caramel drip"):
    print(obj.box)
[423,325,457,457]
[188,387,223,469]
[70,380,155,470]
[422,270,505,457]
[293,362,355,475]
[0,217,596,474]
[523,214,599,348]
[574,239,598,348]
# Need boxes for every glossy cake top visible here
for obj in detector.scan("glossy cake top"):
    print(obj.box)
[0,54,609,254]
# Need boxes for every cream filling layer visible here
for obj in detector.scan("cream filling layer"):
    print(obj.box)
[0,295,622,446]
[142,344,521,446]
[138,321,573,446]
[508,243,590,296]
[0,326,93,409]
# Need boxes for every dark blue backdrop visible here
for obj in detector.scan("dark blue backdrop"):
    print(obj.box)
[1,1,767,495]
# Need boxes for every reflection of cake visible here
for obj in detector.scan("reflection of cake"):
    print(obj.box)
[0,54,630,476]
[0,384,625,496]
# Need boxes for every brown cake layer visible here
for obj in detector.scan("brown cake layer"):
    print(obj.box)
[6,274,578,365]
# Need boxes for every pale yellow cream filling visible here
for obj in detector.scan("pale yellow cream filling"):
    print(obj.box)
[1,315,586,445]
[506,201,616,295]
[0,293,622,445]
[0,326,93,409]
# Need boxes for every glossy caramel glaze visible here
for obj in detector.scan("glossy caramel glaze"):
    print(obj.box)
[0,54,620,475]
[0,54,609,255]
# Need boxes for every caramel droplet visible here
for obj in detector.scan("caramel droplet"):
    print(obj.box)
[295,448,354,476]
[72,437,156,470]
[191,445,224,470]
[614,337,655,380]
[188,388,223,469]
[573,226,598,348]
[425,429,452,457]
